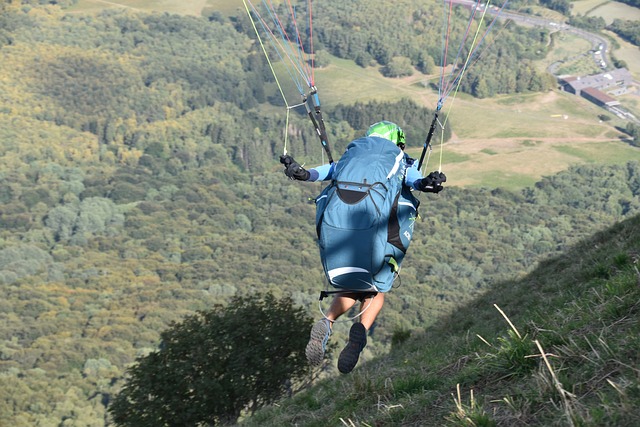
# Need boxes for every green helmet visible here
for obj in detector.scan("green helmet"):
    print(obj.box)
[366,121,406,146]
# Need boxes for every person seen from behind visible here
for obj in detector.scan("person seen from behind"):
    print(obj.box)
[280,121,446,373]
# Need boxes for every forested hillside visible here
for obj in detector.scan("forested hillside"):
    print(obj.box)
[0,1,639,425]
[235,0,555,97]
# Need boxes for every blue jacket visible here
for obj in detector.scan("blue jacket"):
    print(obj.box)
[312,137,422,293]
[306,153,424,190]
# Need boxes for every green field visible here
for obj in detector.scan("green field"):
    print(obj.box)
[307,58,636,190]
[573,0,640,24]
[605,30,640,80]
[71,0,271,16]
[572,0,609,15]
[441,88,639,188]
[68,0,241,16]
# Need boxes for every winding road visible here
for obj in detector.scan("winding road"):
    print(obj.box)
[449,0,640,124]
[449,0,611,74]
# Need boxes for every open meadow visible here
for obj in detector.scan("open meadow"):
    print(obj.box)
[312,57,634,189]
[606,30,640,80]
[68,0,236,15]
[572,0,640,23]
[69,0,639,190]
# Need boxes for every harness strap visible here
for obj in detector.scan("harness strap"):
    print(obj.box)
[418,112,440,172]
[304,87,334,164]
[318,290,379,323]
[319,290,378,302]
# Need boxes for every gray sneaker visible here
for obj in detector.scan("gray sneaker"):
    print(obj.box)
[337,322,367,374]
[306,319,332,366]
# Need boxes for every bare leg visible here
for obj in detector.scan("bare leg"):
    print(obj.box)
[324,294,359,323]
[358,292,385,330]
[325,292,385,329]
[308,292,384,368]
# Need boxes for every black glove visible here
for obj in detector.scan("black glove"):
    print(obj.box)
[280,155,310,181]
[417,171,446,193]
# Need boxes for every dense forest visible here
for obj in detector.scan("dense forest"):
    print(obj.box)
[0,1,639,425]
[237,0,555,97]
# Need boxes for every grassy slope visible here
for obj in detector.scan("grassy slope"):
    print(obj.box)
[241,214,640,427]
[68,0,242,15]
[67,0,207,15]
[314,59,635,191]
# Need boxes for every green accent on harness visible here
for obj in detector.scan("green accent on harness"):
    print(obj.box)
[388,257,399,273]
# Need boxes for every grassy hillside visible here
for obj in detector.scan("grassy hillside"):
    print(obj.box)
[242,214,640,426]
[67,0,213,16]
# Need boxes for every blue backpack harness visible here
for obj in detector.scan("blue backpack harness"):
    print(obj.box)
[315,136,420,297]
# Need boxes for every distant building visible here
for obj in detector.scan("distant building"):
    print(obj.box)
[559,68,633,97]
[558,68,632,111]
[580,87,620,107]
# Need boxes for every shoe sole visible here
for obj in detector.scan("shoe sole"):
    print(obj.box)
[306,320,330,366]
[338,323,367,374]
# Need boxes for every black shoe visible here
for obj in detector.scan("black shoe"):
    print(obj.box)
[338,323,367,374]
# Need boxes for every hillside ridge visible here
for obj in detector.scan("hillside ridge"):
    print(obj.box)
[241,214,640,426]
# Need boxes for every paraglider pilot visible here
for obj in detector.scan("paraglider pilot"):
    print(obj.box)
[280,121,446,373]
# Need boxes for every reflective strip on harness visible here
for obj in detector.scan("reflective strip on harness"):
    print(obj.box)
[327,266,371,281]
[386,150,406,180]
[399,201,417,210]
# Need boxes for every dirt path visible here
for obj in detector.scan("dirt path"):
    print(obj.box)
[447,135,620,149]
[79,0,143,12]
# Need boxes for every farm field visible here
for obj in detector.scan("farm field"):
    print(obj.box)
[572,0,640,24]
[69,0,214,15]
[69,0,247,15]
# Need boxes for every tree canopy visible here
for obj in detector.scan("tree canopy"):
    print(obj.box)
[254,0,554,96]
[109,294,313,426]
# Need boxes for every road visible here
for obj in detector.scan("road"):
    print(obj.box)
[448,0,611,75]
[447,0,640,124]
